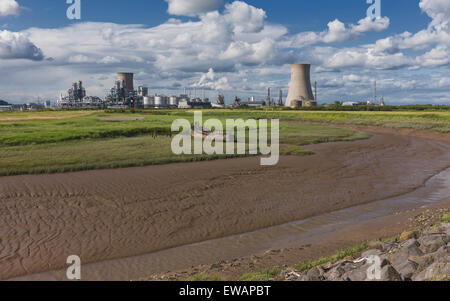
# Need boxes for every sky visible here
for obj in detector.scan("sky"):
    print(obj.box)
[0,0,449,104]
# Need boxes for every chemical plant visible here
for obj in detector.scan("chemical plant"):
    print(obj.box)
[56,72,216,110]
[8,64,386,110]
[55,65,319,110]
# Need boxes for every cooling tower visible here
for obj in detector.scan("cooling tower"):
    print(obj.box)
[285,64,315,108]
[117,72,134,92]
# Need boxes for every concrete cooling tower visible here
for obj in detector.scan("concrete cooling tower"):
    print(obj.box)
[117,72,134,92]
[285,64,316,108]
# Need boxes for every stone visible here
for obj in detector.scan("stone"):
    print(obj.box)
[378,265,402,281]
[412,261,450,281]
[418,234,446,253]
[399,231,418,242]
[409,254,435,272]
[342,264,370,281]
[325,266,346,281]
[400,239,424,256]
[437,223,450,236]
[391,260,418,280]
[305,267,324,281]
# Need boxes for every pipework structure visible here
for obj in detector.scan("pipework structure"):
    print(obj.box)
[285,64,317,108]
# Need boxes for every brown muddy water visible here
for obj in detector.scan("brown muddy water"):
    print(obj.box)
[2,132,450,280]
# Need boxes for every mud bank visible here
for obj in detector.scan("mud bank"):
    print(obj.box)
[2,128,450,280]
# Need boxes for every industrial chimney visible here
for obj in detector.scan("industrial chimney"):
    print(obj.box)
[117,72,134,93]
[285,64,316,108]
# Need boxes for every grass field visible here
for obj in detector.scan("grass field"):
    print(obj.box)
[199,109,450,133]
[4,107,449,176]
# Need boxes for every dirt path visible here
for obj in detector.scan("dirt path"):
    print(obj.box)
[1,126,450,280]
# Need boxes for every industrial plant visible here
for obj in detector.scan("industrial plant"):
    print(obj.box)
[8,64,388,110]
[56,73,216,110]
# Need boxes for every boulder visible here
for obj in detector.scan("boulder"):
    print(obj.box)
[399,231,418,242]
[399,239,424,256]
[378,265,402,281]
[437,223,450,236]
[418,234,446,253]
[391,260,418,280]
[343,264,370,281]
[412,261,450,281]
[305,267,325,281]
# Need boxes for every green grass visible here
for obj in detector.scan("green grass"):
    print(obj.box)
[182,272,223,281]
[200,109,450,133]
[239,267,282,281]
[442,213,450,223]
[293,243,368,272]
[0,110,371,176]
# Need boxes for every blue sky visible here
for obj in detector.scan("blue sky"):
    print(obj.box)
[0,0,449,104]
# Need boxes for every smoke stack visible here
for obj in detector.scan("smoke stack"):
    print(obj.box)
[117,73,134,93]
[285,64,315,107]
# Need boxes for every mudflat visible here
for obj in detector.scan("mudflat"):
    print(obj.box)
[1,128,450,280]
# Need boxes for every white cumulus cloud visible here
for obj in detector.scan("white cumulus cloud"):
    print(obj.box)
[165,0,224,17]
[0,0,20,17]
[0,30,44,60]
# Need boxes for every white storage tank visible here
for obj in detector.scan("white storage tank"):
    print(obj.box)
[169,96,178,106]
[154,95,167,108]
[143,96,154,108]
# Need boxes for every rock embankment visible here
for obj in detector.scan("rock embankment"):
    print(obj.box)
[282,223,450,281]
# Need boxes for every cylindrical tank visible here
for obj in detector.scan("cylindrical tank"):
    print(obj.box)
[143,96,153,108]
[154,96,162,107]
[117,73,134,92]
[285,64,315,108]
[169,96,178,106]
[155,96,167,107]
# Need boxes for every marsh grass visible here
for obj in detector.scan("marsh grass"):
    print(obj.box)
[293,243,368,272]
[239,267,282,281]
[182,272,223,281]
[442,213,450,223]
[0,110,371,176]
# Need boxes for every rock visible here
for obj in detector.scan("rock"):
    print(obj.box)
[437,223,450,236]
[399,231,418,242]
[378,265,402,281]
[343,265,370,281]
[282,270,305,281]
[409,254,435,271]
[412,261,450,281]
[399,239,424,256]
[325,266,346,281]
[418,234,446,253]
[391,260,418,280]
[324,260,359,281]
[305,267,325,281]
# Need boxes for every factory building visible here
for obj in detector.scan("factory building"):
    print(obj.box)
[69,81,86,102]
[106,73,138,107]
[233,96,266,108]
[57,80,105,109]
[178,96,212,109]
[0,105,13,111]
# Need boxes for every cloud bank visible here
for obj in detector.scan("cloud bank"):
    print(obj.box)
[0,0,448,105]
